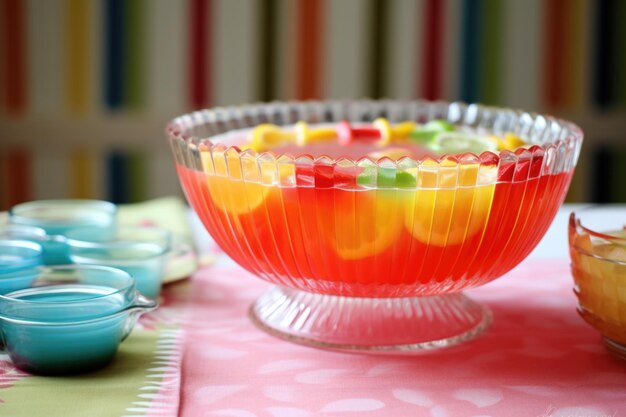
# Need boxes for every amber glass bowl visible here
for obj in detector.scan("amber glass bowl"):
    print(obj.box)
[569,207,626,359]
[168,100,583,352]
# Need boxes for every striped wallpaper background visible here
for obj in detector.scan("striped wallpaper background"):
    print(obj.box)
[0,0,625,208]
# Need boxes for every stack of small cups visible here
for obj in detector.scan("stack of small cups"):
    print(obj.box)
[0,226,44,294]
[0,199,168,374]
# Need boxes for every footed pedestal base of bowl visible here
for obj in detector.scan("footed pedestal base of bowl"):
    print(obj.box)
[249,286,492,353]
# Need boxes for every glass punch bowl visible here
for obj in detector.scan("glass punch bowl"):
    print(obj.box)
[167,100,583,352]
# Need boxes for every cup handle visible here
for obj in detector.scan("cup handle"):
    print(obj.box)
[120,294,158,342]
[47,234,68,244]
[131,293,158,312]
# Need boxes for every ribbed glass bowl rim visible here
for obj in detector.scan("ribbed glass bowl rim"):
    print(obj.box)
[9,199,117,228]
[0,265,135,305]
[166,100,584,166]
[569,207,626,266]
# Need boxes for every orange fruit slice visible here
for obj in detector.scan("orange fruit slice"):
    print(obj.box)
[331,191,403,260]
[201,150,272,216]
[404,162,496,246]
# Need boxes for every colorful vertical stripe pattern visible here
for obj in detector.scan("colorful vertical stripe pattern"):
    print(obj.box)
[593,0,626,108]
[617,0,626,107]
[189,0,210,109]
[257,0,277,102]
[295,0,322,100]
[459,0,479,103]
[103,0,146,111]
[65,0,89,114]
[543,0,585,109]
[4,149,32,207]
[70,150,93,199]
[478,0,503,105]
[0,0,625,208]
[2,0,27,114]
[124,0,145,109]
[105,151,149,204]
[1,1,625,113]
[104,0,124,110]
[593,0,612,108]
[368,0,387,99]
[421,0,444,100]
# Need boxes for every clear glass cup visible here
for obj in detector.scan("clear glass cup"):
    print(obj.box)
[0,239,43,294]
[569,206,626,359]
[66,226,172,299]
[168,100,583,352]
[0,239,43,273]
[0,265,157,375]
[9,200,117,265]
[0,224,47,242]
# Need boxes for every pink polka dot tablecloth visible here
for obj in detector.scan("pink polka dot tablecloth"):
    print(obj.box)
[167,255,626,417]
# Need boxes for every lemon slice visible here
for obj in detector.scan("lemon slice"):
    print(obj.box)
[488,133,527,151]
[404,163,496,246]
[431,132,499,155]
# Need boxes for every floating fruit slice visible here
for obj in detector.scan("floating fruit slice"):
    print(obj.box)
[430,132,499,155]
[331,191,403,260]
[409,120,455,144]
[250,124,293,150]
[488,133,527,151]
[501,133,526,150]
[404,162,496,246]
[201,150,273,216]
[594,242,626,263]
[294,122,336,146]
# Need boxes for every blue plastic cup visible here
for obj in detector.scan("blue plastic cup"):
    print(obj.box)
[66,226,171,299]
[0,265,157,375]
[9,200,117,265]
[0,240,44,294]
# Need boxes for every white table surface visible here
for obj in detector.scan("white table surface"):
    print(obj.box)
[528,204,626,259]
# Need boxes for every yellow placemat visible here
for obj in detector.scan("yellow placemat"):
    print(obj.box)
[0,327,183,417]
[118,197,199,283]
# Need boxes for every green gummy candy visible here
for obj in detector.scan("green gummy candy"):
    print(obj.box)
[409,119,456,144]
[356,167,375,187]
[423,120,455,132]
[396,171,417,188]
[356,167,416,188]
[377,167,396,188]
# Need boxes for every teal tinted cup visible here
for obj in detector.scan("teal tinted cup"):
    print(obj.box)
[0,224,47,243]
[0,265,157,375]
[0,240,43,294]
[67,227,171,299]
[9,200,117,265]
